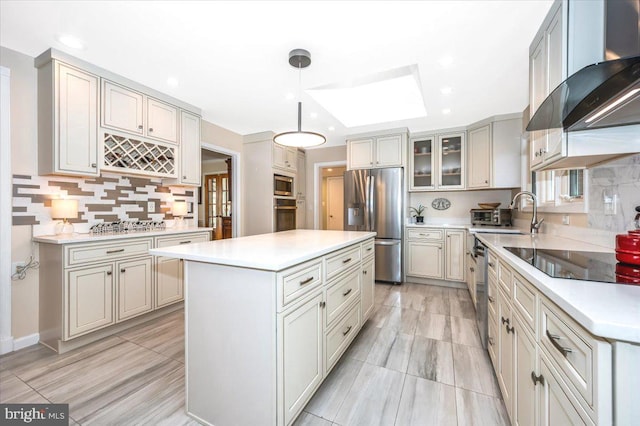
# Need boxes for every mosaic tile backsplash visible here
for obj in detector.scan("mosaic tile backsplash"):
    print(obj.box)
[12,172,196,228]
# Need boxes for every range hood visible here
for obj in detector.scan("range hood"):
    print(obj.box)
[527,56,640,132]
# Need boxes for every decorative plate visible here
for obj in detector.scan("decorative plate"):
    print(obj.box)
[432,198,451,211]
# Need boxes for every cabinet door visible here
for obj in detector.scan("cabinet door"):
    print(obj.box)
[445,230,465,282]
[67,264,114,338]
[146,97,178,143]
[296,199,306,229]
[467,125,491,188]
[156,256,183,307]
[57,63,99,175]
[279,292,324,426]
[273,143,287,169]
[514,315,537,426]
[407,241,443,279]
[180,111,201,185]
[117,257,153,321]
[348,138,374,169]
[529,35,546,170]
[437,133,465,189]
[543,6,565,165]
[296,151,306,198]
[410,137,435,190]
[361,257,375,321]
[467,253,477,308]
[285,147,298,172]
[497,289,514,419]
[375,135,403,167]
[102,80,144,135]
[538,354,592,426]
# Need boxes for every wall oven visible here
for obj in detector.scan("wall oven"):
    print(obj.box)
[274,174,294,197]
[274,198,296,232]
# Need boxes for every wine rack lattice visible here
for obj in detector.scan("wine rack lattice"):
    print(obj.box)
[103,133,176,177]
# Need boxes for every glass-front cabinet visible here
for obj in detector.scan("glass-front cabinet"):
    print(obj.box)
[410,132,466,191]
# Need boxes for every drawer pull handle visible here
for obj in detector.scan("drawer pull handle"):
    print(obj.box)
[367,247,373,251]
[501,316,510,325]
[107,249,125,254]
[299,277,314,286]
[179,240,192,244]
[120,268,126,273]
[342,325,353,336]
[342,258,352,264]
[531,371,545,386]
[506,324,514,334]
[546,330,572,357]
[488,296,495,303]
[343,288,352,297]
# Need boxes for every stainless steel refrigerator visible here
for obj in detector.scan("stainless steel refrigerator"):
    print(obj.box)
[344,167,403,283]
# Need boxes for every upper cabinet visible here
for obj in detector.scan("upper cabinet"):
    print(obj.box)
[38,61,99,177]
[346,131,406,170]
[409,131,465,191]
[273,144,298,172]
[35,49,202,183]
[102,80,178,144]
[467,114,523,190]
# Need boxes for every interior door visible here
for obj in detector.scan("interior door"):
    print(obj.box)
[326,176,344,230]
[205,173,232,239]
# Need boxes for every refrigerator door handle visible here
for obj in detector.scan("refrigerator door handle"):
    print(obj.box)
[368,175,375,231]
[375,239,400,246]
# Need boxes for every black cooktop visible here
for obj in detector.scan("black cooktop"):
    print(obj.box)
[504,247,637,285]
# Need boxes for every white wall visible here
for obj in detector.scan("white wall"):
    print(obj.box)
[409,189,514,222]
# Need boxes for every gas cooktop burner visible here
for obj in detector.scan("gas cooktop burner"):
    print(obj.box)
[504,247,640,285]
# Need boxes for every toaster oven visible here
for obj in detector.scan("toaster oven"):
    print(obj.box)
[470,209,512,226]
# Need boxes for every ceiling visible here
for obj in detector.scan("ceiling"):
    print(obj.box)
[0,0,553,148]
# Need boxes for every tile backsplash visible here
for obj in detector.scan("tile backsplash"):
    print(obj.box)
[12,172,196,231]
[588,153,640,232]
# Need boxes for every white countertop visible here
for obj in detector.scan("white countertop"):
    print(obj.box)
[406,223,523,234]
[406,223,470,229]
[33,227,213,244]
[476,233,640,343]
[149,229,377,272]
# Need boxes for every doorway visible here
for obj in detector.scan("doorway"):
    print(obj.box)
[200,149,233,240]
[320,166,346,230]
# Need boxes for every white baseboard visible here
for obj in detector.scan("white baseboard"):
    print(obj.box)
[12,333,40,352]
[0,336,14,355]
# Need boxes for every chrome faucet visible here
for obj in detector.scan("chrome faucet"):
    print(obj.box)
[510,191,544,234]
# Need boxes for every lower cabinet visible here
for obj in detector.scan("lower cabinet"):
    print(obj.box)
[407,241,443,278]
[445,230,465,281]
[117,257,153,321]
[156,256,183,307]
[406,227,465,283]
[361,256,375,321]
[488,250,611,426]
[67,264,115,338]
[280,292,324,426]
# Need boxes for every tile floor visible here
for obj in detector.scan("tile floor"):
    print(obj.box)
[0,283,510,426]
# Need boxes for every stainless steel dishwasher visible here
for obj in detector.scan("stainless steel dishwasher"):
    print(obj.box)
[473,236,489,349]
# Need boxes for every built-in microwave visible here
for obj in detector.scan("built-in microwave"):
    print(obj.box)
[274,174,294,197]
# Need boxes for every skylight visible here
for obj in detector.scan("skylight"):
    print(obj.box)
[306,65,427,128]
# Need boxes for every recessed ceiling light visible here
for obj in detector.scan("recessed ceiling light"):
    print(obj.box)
[57,34,85,50]
[442,108,451,115]
[439,56,453,68]
[307,65,426,127]
[310,112,318,119]
[440,86,453,95]
[327,168,333,172]
[285,92,295,100]
[328,126,335,131]
[166,77,179,87]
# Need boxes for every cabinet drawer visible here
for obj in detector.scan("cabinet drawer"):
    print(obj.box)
[513,272,537,332]
[278,260,323,309]
[540,300,596,407]
[497,258,512,296]
[326,246,361,281]
[66,239,152,267]
[361,239,375,259]
[325,302,361,373]
[155,232,210,248]
[488,272,498,324]
[407,228,443,241]
[487,250,498,277]
[325,266,361,327]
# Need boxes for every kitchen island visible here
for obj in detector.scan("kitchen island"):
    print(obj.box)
[149,230,376,426]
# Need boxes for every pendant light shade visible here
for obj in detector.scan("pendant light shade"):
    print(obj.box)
[273,49,326,148]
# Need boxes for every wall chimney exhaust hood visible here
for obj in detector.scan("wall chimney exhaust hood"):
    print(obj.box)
[527,56,640,132]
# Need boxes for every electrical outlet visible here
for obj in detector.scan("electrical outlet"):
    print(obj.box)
[604,194,618,216]
[147,201,156,213]
[562,214,570,225]
[11,262,26,276]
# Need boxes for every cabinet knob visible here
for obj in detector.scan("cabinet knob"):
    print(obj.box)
[120,268,126,273]
[148,127,154,132]
[501,316,510,325]
[183,176,187,179]
[138,125,143,130]
[506,324,515,334]
[319,301,326,308]
[91,163,97,168]
[488,295,495,303]
[363,270,367,275]
[106,271,112,276]
[531,372,545,386]
[488,337,494,346]
[485,180,488,184]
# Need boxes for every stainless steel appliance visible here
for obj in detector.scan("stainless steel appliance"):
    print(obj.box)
[274,198,296,232]
[472,237,489,348]
[470,208,512,226]
[274,174,294,197]
[344,167,403,283]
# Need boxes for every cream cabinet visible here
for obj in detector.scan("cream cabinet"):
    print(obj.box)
[178,110,202,185]
[409,132,465,191]
[445,230,465,282]
[102,80,179,144]
[487,249,612,426]
[467,125,492,188]
[406,227,465,283]
[407,241,443,279]
[361,247,375,321]
[38,230,210,353]
[37,60,99,176]
[296,150,306,198]
[346,132,405,170]
[273,144,298,172]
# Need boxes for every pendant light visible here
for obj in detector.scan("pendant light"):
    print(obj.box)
[273,49,326,148]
